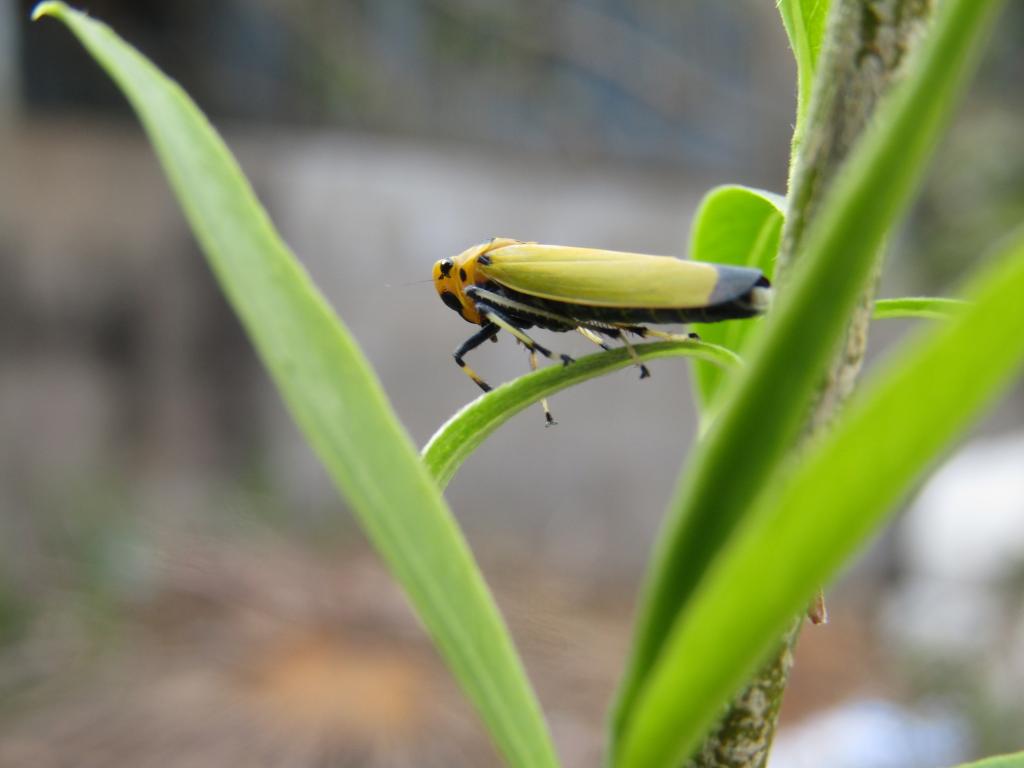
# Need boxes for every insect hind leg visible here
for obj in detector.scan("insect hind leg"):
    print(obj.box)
[638,328,701,343]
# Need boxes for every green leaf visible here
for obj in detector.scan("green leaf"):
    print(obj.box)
[778,0,832,144]
[617,229,1024,766]
[778,0,831,73]
[423,340,741,490]
[873,296,967,320]
[30,4,558,766]
[951,753,1024,768]
[688,185,785,411]
[612,0,1007,757]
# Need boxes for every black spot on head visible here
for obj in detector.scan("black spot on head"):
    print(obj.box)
[440,290,463,315]
[459,268,467,282]
[439,259,454,278]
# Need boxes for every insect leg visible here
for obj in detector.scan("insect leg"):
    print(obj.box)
[578,327,650,379]
[478,305,575,367]
[453,322,501,392]
[616,332,651,379]
[528,350,557,427]
[639,328,701,343]
[576,326,612,351]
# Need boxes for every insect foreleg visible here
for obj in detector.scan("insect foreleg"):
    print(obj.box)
[453,322,501,392]
[476,304,574,367]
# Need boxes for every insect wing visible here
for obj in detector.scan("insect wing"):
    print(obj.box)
[480,243,723,309]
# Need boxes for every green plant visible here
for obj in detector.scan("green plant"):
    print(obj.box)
[30,2,1024,767]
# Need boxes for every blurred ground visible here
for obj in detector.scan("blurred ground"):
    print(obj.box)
[2,1,1024,766]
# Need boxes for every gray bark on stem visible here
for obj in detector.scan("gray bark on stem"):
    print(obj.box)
[686,2,933,766]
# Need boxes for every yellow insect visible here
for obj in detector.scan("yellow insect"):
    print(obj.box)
[433,238,771,423]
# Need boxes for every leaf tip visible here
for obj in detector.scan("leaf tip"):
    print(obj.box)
[30,2,66,22]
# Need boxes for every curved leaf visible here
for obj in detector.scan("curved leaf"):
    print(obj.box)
[423,340,741,490]
[617,230,1024,766]
[30,4,558,766]
[873,296,967,320]
[688,184,785,410]
[613,0,1007,756]
[951,753,1024,768]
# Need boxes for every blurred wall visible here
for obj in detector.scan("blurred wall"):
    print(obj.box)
[5,0,812,580]
[2,117,719,576]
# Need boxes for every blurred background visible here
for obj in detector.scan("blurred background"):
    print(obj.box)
[2,1,1023,765]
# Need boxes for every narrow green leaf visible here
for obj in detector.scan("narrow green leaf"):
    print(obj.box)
[688,185,785,410]
[30,4,558,765]
[613,0,1007,754]
[778,0,832,144]
[778,0,831,71]
[951,753,1024,768]
[617,231,1024,766]
[423,340,741,490]
[873,296,967,320]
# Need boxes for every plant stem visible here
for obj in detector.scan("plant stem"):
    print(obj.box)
[686,2,933,766]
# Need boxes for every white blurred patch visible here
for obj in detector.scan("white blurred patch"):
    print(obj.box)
[904,431,1024,583]
[882,431,1024,659]
[769,699,969,768]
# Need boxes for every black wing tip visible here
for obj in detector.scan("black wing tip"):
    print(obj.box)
[709,265,769,305]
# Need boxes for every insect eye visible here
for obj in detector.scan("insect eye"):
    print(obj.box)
[439,259,454,278]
